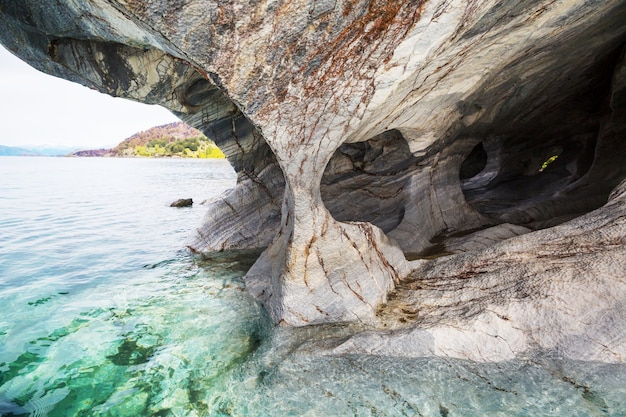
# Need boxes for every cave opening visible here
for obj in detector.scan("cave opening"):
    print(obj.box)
[460,43,626,229]
[459,142,488,180]
[458,123,626,229]
[321,129,418,234]
[460,135,597,226]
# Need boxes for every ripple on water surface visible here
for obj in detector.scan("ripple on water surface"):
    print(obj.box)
[0,254,265,417]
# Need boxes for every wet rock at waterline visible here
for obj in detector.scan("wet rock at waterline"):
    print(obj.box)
[170,198,193,208]
[1,0,625,360]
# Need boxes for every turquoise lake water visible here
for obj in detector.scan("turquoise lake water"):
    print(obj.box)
[1,156,625,416]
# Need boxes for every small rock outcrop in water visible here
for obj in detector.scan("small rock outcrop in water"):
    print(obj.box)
[170,198,193,208]
[2,1,625,361]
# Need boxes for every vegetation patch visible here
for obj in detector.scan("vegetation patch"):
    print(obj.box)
[73,122,225,158]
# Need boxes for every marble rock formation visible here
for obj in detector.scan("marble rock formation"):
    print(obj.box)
[1,0,625,360]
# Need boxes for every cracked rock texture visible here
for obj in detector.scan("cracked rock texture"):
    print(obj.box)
[1,0,625,360]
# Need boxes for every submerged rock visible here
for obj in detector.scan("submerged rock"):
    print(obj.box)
[170,198,193,208]
[1,0,625,360]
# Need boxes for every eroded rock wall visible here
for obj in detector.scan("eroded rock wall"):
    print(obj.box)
[1,0,625,358]
[334,178,626,362]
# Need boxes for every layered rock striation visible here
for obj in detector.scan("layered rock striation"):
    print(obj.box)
[2,0,625,360]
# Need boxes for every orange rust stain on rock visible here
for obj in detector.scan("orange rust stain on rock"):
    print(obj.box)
[343,2,354,17]
[302,0,426,91]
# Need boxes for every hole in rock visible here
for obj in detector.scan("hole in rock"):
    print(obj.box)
[459,142,487,180]
[321,129,418,233]
[461,44,626,228]
[459,125,626,228]
[461,136,601,226]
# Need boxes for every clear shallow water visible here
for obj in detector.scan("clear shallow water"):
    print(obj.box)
[1,156,625,416]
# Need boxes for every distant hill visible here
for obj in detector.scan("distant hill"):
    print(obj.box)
[0,145,41,156]
[1,145,83,156]
[33,146,82,156]
[72,122,225,158]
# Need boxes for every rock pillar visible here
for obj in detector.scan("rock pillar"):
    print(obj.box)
[245,136,408,326]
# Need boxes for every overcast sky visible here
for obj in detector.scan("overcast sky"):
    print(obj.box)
[0,45,179,149]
